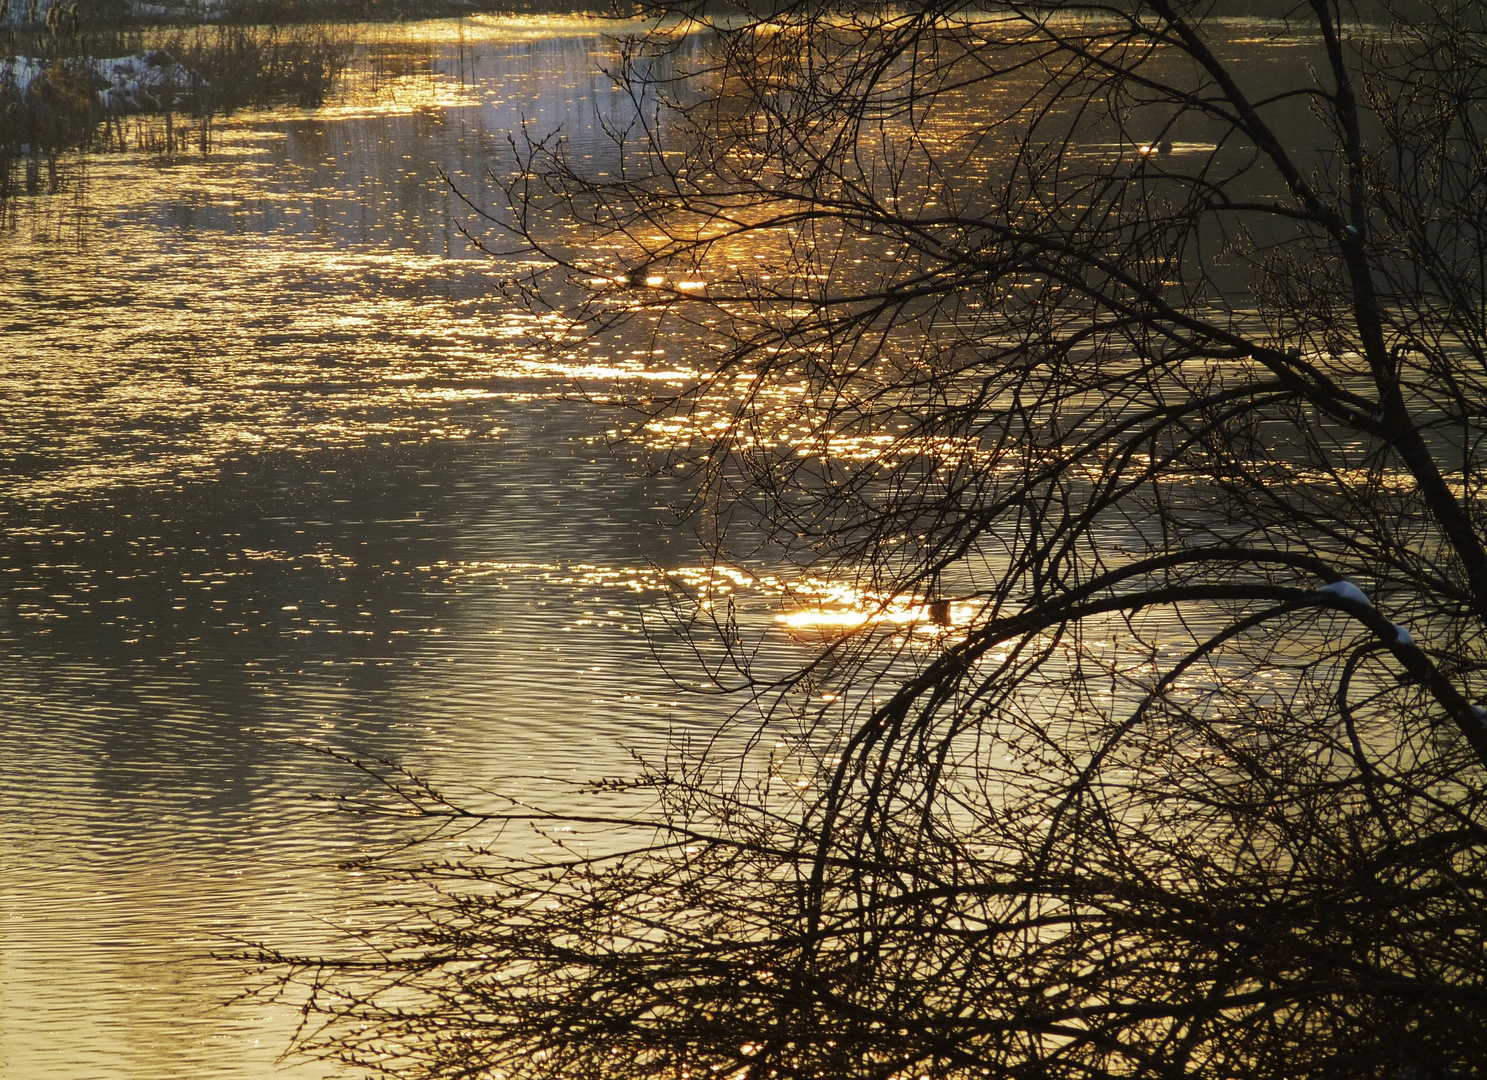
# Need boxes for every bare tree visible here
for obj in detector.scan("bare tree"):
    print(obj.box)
[255,2,1487,1077]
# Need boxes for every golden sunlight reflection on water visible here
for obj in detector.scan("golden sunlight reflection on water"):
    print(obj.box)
[0,15,1004,1078]
[0,14,1275,1078]
[0,17,811,1080]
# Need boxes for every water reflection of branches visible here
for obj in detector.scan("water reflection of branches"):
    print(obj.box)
[259,2,1487,1077]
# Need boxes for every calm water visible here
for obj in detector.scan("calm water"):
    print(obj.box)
[0,18,808,1079]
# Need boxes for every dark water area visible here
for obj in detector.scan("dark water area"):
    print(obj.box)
[0,17,763,1078]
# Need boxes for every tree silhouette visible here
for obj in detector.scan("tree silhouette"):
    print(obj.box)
[256,3,1487,1077]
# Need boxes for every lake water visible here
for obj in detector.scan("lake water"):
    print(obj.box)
[0,18,820,1078]
[0,15,1336,1076]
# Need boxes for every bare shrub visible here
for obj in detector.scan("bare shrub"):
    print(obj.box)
[254,3,1487,1077]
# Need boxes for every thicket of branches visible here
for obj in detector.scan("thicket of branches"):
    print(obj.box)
[255,2,1487,1077]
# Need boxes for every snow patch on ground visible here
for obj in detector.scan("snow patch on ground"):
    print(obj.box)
[92,51,203,112]
[1,56,44,96]
[5,0,230,22]
[132,1,233,19]
[1,51,205,112]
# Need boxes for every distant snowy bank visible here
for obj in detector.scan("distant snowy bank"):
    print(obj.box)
[93,51,202,111]
[3,0,523,27]
[2,50,204,113]
[1,57,44,95]
[5,0,231,23]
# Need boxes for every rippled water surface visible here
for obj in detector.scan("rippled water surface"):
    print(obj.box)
[0,18,806,1079]
[0,15,1340,1077]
